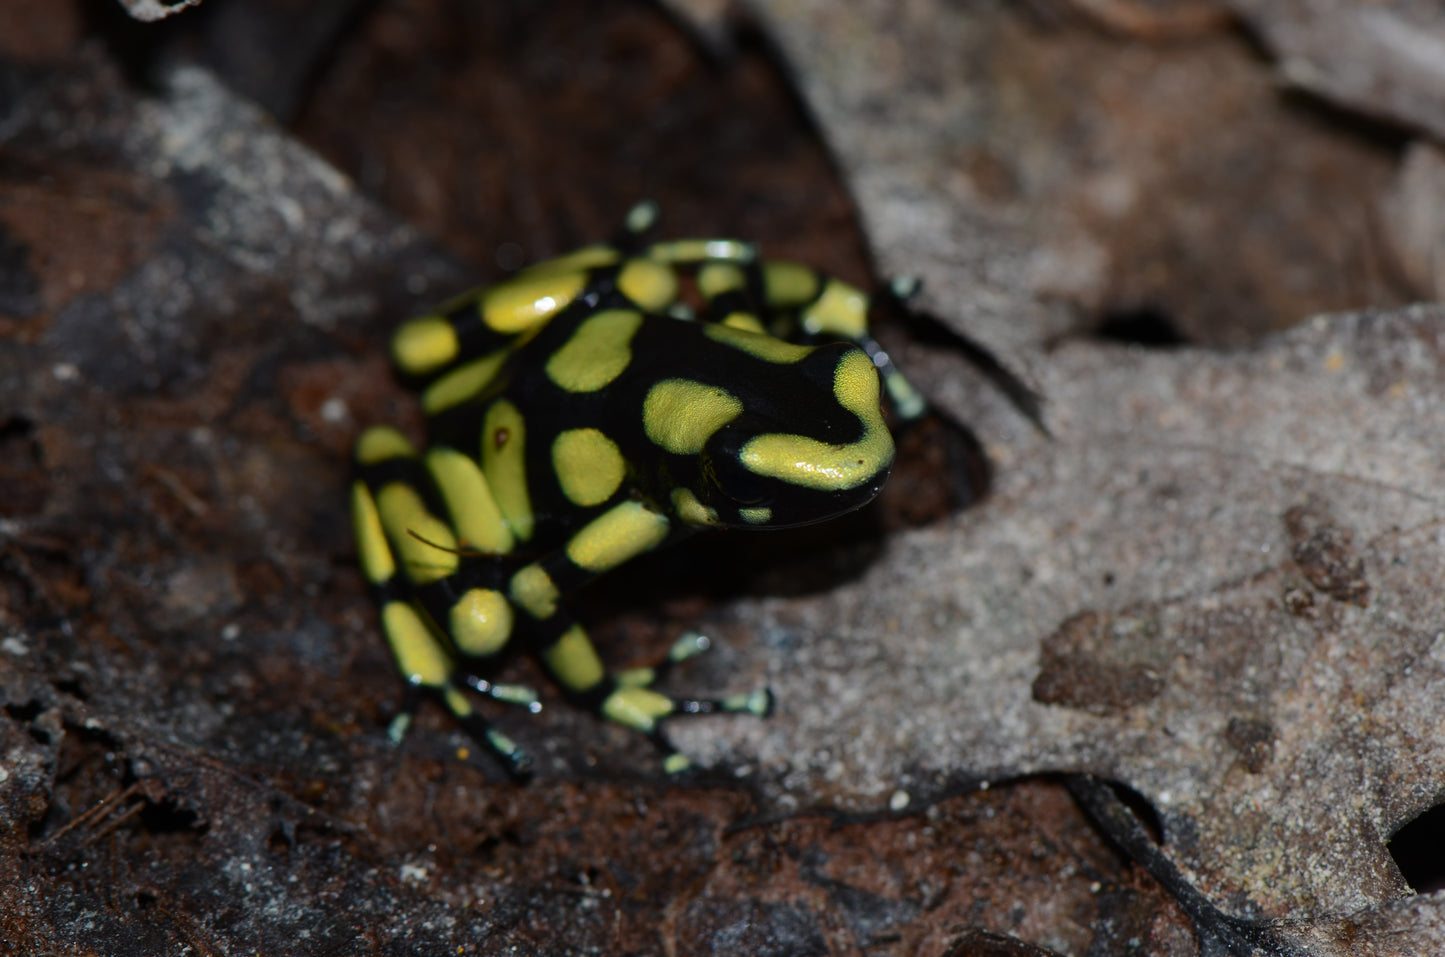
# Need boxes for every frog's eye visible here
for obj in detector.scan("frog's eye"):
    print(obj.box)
[705,428,771,507]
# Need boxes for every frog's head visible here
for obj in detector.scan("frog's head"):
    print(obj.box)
[655,339,895,530]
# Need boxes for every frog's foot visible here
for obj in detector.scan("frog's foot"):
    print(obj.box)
[612,630,712,688]
[387,678,542,779]
[642,686,775,776]
[603,631,773,775]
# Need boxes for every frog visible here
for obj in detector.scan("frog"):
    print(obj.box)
[351,204,925,775]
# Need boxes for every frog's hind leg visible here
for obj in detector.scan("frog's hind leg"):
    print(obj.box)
[352,489,538,777]
[530,612,772,775]
[615,629,774,721]
[352,425,539,777]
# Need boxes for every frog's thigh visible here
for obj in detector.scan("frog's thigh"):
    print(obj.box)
[506,499,676,624]
[511,502,673,698]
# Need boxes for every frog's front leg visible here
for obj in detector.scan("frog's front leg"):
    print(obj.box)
[508,500,773,774]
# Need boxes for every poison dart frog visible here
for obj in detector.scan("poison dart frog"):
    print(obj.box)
[351,204,927,775]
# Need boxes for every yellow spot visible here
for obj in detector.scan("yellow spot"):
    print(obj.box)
[545,625,605,692]
[519,245,620,276]
[647,238,756,264]
[509,564,559,619]
[617,259,679,311]
[425,447,515,554]
[422,350,510,414]
[800,277,869,339]
[601,687,674,732]
[739,350,893,491]
[376,483,459,584]
[392,316,459,376]
[566,501,671,572]
[354,425,416,465]
[449,588,514,657]
[671,487,718,526]
[762,261,820,307]
[1324,348,1346,373]
[351,482,395,583]
[552,429,626,507]
[697,262,746,299]
[480,399,534,541]
[545,309,643,393]
[704,323,812,363]
[739,506,773,524]
[382,601,451,687]
[643,379,742,454]
[663,753,692,775]
[721,312,766,334]
[480,270,587,334]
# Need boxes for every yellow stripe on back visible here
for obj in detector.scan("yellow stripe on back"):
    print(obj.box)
[480,399,534,541]
[422,350,510,414]
[545,309,643,393]
[642,379,742,455]
[391,316,460,377]
[480,270,587,334]
[703,323,812,364]
[552,428,626,507]
[518,244,620,276]
[647,237,756,264]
